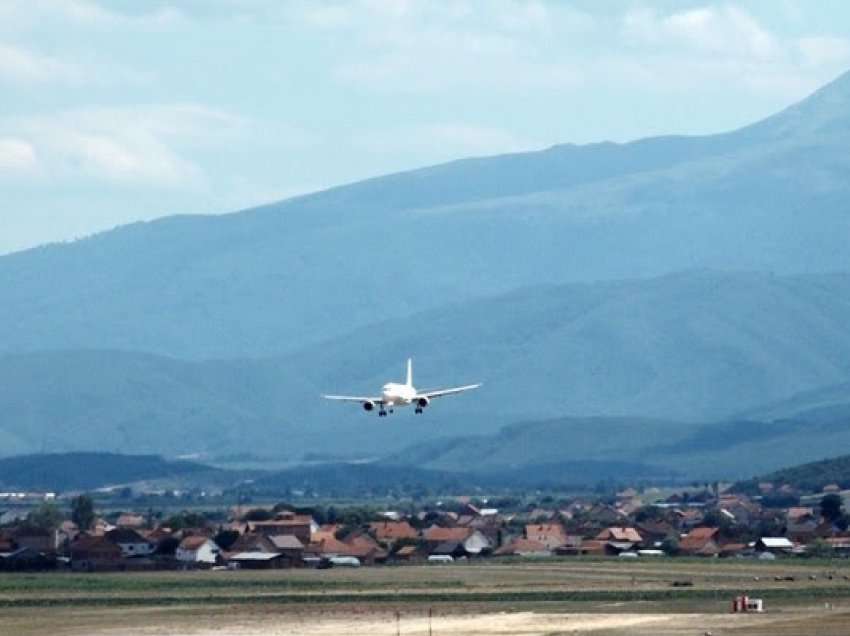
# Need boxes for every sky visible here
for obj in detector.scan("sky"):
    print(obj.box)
[2,0,850,255]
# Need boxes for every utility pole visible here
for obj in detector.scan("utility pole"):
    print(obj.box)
[428,607,433,636]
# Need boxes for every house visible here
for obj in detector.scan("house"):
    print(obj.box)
[0,547,56,571]
[306,530,387,565]
[227,551,292,569]
[175,536,220,565]
[786,507,814,522]
[423,525,471,544]
[60,521,80,543]
[340,532,387,565]
[719,543,749,558]
[636,521,677,548]
[0,530,15,552]
[14,527,60,553]
[494,538,550,557]
[595,527,643,544]
[369,521,418,543]
[70,534,124,571]
[228,533,279,554]
[429,541,466,559]
[786,517,819,544]
[755,537,794,555]
[525,523,568,550]
[391,544,424,563]
[105,528,154,558]
[552,535,585,556]
[575,540,607,556]
[679,527,720,557]
[116,513,146,529]
[247,513,316,543]
[91,518,114,536]
[423,526,491,555]
[268,534,305,561]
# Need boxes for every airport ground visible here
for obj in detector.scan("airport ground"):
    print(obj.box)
[4,558,850,635]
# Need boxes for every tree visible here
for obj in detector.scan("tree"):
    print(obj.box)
[243,508,273,522]
[162,511,208,530]
[821,494,844,522]
[660,537,680,556]
[806,538,834,559]
[26,502,63,532]
[214,529,240,551]
[70,495,95,531]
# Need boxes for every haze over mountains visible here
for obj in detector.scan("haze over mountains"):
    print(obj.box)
[2,71,850,480]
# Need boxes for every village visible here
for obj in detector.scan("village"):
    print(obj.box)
[2,481,849,573]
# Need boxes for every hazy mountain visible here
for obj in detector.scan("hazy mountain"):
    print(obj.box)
[737,381,850,423]
[2,72,850,358]
[2,270,850,467]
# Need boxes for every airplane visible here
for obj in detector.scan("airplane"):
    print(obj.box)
[322,358,480,417]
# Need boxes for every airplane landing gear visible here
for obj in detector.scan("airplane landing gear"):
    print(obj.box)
[415,407,423,414]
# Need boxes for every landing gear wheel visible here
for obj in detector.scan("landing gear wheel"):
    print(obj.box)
[415,408,422,414]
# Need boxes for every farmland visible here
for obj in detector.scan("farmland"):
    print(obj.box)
[4,558,850,635]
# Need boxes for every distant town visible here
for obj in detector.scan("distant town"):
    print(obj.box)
[2,477,849,572]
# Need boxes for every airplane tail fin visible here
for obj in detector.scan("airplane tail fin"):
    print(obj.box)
[406,358,413,387]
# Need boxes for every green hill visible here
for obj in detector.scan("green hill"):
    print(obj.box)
[733,454,850,494]
[0,452,221,491]
[386,403,850,482]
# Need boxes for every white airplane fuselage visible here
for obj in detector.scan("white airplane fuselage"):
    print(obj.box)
[381,382,417,407]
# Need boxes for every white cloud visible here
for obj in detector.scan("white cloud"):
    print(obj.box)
[315,1,589,93]
[798,36,850,67]
[0,0,184,30]
[0,104,261,189]
[616,5,850,100]
[285,2,850,103]
[0,43,83,83]
[623,6,780,60]
[0,138,37,172]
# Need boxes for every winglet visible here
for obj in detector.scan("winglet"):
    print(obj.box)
[406,358,413,387]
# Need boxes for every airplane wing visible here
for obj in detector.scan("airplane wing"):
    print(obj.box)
[322,395,385,404]
[417,384,481,399]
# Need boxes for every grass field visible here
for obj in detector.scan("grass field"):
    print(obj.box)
[3,558,850,635]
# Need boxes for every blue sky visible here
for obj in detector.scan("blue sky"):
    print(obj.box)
[2,0,850,254]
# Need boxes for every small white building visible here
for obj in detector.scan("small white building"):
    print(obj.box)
[176,536,220,564]
[462,530,493,555]
[756,537,794,554]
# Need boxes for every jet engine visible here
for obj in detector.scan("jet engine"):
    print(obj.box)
[417,397,430,408]
[363,401,375,412]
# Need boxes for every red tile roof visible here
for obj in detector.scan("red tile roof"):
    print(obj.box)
[370,521,418,541]
[423,526,472,543]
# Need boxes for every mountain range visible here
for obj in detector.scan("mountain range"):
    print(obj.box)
[2,71,850,481]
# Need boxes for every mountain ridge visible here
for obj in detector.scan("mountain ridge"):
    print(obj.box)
[2,72,850,357]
